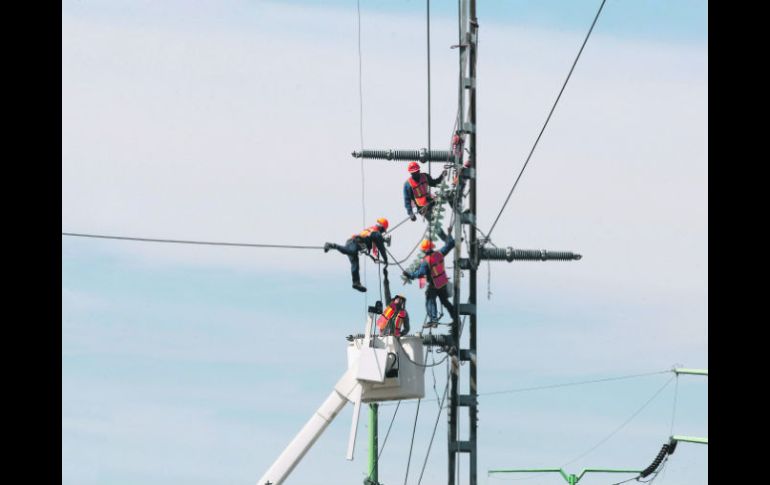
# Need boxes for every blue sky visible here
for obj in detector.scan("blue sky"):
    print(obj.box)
[62,1,707,484]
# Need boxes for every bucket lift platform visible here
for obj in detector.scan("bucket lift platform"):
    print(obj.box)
[347,334,425,402]
[256,317,426,485]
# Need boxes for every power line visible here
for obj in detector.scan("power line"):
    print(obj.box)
[403,397,422,485]
[356,0,368,314]
[61,232,324,250]
[356,0,366,231]
[426,0,433,244]
[560,374,676,468]
[366,400,402,484]
[669,374,679,435]
[486,0,607,239]
[379,369,672,407]
[417,363,450,485]
[482,370,671,397]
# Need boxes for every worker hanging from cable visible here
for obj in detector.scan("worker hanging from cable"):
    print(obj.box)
[403,161,448,241]
[376,267,410,336]
[402,236,456,326]
[324,218,390,293]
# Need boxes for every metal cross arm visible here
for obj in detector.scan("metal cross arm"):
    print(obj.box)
[487,468,641,485]
[351,148,453,163]
[479,246,582,262]
[672,367,708,376]
[671,435,708,445]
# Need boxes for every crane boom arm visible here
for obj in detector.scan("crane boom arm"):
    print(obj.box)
[256,367,361,485]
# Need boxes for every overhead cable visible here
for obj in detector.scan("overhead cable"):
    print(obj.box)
[380,368,672,407]
[62,232,324,250]
[560,374,676,468]
[417,365,450,485]
[486,0,607,239]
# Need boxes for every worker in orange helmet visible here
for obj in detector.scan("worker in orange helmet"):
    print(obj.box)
[324,218,389,293]
[402,235,456,325]
[376,294,410,337]
[403,161,447,241]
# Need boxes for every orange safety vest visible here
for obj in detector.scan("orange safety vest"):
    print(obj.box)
[408,174,430,207]
[424,251,449,289]
[377,299,407,336]
[352,225,381,239]
[350,225,382,257]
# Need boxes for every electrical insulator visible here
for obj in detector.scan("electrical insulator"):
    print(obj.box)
[351,148,452,162]
[479,247,582,262]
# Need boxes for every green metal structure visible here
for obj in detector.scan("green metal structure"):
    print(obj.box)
[364,403,380,485]
[673,367,708,376]
[671,435,708,445]
[488,468,641,485]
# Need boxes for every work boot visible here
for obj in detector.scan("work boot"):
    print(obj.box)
[352,282,367,292]
[324,242,336,253]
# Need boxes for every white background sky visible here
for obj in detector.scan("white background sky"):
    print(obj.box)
[62,1,707,484]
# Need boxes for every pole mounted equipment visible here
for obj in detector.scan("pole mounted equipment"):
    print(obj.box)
[352,148,452,164]
[348,2,582,484]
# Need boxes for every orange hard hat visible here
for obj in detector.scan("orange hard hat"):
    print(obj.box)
[376,218,389,231]
[408,161,421,173]
[420,239,435,252]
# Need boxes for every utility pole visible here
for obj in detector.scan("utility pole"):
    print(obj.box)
[364,403,380,485]
[351,2,581,483]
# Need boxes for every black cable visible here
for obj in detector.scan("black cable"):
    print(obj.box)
[403,334,436,485]
[62,232,324,250]
[483,370,671,397]
[394,336,449,368]
[426,0,432,246]
[379,368,672,407]
[486,0,607,239]
[356,0,366,231]
[403,397,422,485]
[390,215,412,234]
[560,375,675,467]
[607,476,640,485]
[366,400,402,484]
[384,247,408,273]
[417,366,450,485]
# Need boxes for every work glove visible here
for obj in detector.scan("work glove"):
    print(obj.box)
[410,213,417,222]
[401,271,412,285]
